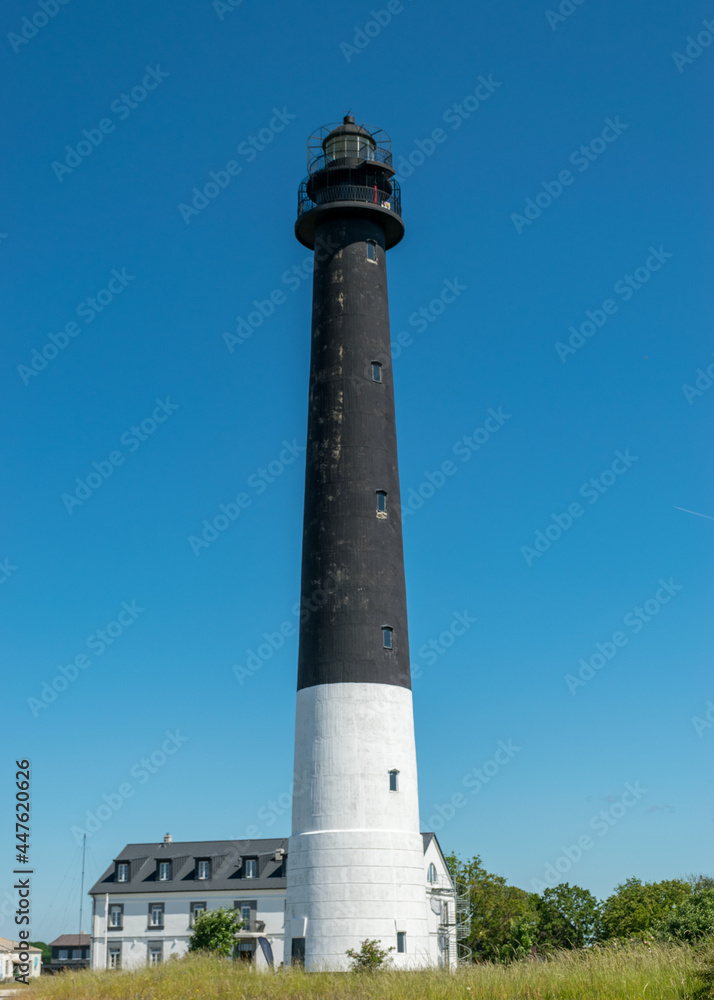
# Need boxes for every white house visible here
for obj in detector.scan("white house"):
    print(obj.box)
[89,833,457,970]
[0,936,42,980]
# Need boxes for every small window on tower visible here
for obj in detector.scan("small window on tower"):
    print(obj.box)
[397,931,406,953]
[372,362,382,382]
[376,490,387,515]
[389,769,399,791]
[382,626,393,649]
[366,241,377,262]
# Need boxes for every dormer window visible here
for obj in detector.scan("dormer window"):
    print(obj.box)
[116,862,128,883]
[196,859,211,880]
[158,861,171,881]
[244,858,257,879]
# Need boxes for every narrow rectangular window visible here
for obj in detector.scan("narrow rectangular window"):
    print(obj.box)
[376,490,387,514]
[149,945,162,965]
[149,903,164,928]
[116,863,128,882]
[109,905,123,929]
[244,858,257,878]
[108,946,121,970]
[197,859,210,880]
[366,241,377,261]
[372,362,382,382]
[240,904,251,929]
[382,626,393,649]
[190,902,206,926]
[389,769,399,791]
[397,931,406,953]
[158,861,171,881]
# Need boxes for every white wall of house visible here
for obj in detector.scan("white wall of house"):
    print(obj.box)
[423,838,458,969]
[90,891,285,970]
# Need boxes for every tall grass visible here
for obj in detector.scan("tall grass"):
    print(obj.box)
[25,941,711,1000]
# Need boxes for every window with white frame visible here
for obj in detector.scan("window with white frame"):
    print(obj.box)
[244,858,257,879]
[58,949,68,960]
[240,904,252,929]
[427,862,437,883]
[190,902,206,927]
[116,862,128,882]
[158,860,171,881]
[149,943,162,965]
[196,859,211,880]
[149,903,164,928]
[108,945,121,970]
[109,904,123,929]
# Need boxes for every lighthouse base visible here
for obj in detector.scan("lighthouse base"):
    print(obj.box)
[286,682,435,970]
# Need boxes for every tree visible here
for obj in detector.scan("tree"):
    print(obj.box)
[29,942,51,964]
[601,877,691,939]
[446,853,539,962]
[657,885,714,943]
[188,907,242,956]
[345,938,394,971]
[535,884,602,950]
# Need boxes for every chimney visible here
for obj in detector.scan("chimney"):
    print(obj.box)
[163,833,172,844]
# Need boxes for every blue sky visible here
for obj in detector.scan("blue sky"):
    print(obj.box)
[2,0,712,944]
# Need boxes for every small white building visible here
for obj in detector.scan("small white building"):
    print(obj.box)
[89,833,456,970]
[0,936,42,980]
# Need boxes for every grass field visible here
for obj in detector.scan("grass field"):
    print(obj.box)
[23,942,713,1000]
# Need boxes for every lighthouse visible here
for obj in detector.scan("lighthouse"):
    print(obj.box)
[285,116,433,970]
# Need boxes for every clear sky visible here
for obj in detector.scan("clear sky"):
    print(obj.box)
[2,0,712,945]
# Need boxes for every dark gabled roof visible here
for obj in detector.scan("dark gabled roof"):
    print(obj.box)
[49,934,90,947]
[88,839,289,895]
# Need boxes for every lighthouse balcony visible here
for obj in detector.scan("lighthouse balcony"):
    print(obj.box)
[297,177,402,219]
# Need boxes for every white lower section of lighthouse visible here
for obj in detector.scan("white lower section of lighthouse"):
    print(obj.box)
[286,682,435,970]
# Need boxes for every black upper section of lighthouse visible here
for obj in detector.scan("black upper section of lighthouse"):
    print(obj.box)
[296,117,411,691]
